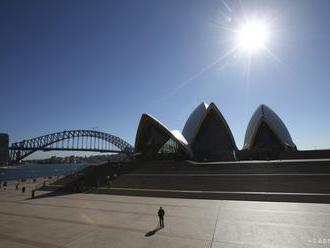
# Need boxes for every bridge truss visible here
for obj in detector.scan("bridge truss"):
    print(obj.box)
[9,130,134,162]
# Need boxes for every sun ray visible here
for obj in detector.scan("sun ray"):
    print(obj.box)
[261,45,282,64]
[152,4,282,106]
[154,46,239,104]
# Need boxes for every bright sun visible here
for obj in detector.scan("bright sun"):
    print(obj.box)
[237,20,269,53]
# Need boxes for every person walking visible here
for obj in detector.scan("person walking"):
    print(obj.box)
[158,207,165,228]
[31,189,35,199]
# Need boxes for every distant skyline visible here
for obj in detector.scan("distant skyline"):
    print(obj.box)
[1,0,330,159]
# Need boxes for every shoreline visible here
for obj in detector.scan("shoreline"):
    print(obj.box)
[0,163,88,182]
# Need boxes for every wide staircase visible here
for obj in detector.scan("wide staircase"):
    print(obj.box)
[96,159,330,203]
[45,159,330,203]
[42,162,120,193]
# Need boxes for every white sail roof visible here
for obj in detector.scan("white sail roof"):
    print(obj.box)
[171,130,188,145]
[135,114,192,157]
[243,104,296,150]
[182,102,208,144]
[195,103,238,150]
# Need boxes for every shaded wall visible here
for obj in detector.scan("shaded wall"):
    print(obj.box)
[0,133,9,164]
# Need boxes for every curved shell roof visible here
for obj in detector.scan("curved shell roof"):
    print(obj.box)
[198,103,238,150]
[243,104,296,150]
[135,114,192,158]
[182,102,208,144]
[171,130,189,145]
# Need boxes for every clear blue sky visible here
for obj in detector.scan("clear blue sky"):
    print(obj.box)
[1,0,330,155]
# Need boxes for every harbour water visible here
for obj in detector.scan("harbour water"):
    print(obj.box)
[0,163,88,181]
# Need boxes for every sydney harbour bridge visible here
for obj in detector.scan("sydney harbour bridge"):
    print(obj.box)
[3,130,134,163]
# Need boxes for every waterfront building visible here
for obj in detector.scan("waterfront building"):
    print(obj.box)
[134,102,295,161]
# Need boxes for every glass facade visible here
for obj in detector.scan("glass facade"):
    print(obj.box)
[158,139,181,154]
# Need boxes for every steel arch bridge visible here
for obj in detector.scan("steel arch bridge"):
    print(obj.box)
[9,130,134,162]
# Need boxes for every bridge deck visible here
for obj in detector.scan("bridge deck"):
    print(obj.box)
[9,147,123,153]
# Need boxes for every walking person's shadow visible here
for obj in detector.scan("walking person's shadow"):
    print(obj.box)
[145,225,162,237]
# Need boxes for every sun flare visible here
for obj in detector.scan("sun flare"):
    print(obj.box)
[237,20,270,53]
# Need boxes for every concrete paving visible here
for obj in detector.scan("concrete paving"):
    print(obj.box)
[0,181,330,248]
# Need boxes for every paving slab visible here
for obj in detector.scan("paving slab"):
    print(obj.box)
[0,183,329,248]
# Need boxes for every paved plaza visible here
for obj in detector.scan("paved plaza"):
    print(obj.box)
[0,181,329,248]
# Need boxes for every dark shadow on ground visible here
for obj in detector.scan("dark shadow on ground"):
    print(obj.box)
[29,186,330,204]
[25,190,76,200]
[145,226,162,237]
[102,189,330,204]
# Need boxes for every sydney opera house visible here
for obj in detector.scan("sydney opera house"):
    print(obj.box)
[135,103,297,161]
